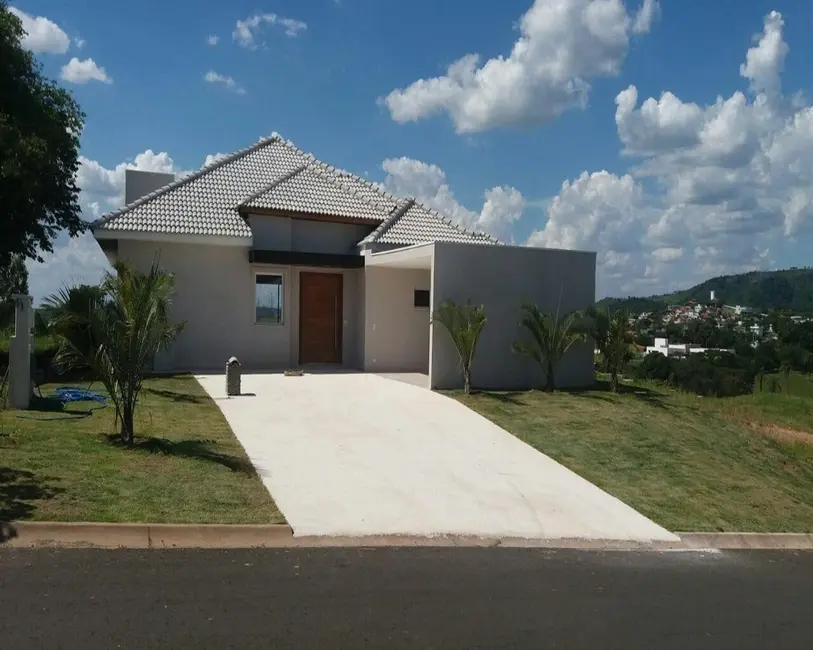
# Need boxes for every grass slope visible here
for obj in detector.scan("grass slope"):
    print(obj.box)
[0,376,283,524]
[458,382,813,532]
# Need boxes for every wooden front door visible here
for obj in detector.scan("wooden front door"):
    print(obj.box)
[299,272,343,364]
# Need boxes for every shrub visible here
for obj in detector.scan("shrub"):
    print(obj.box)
[634,351,755,397]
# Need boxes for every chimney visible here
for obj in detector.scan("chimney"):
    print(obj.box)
[125,169,175,205]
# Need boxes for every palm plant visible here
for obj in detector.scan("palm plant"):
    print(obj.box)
[513,303,586,392]
[432,299,487,394]
[46,261,186,444]
[586,306,634,393]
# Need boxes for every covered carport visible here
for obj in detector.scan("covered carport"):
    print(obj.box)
[364,241,596,391]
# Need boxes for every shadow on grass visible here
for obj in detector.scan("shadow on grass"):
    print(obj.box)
[103,435,255,474]
[0,467,63,538]
[477,392,527,406]
[470,380,670,409]
[567,380,669,409]
[144,388,203,404]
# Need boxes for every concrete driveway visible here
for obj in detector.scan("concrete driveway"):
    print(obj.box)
[196,372,678,542]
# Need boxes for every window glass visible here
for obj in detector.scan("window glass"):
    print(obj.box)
[256,274,283,323]
[414,289,430,308]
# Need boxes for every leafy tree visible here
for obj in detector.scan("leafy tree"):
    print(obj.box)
[0,254,28,329]
[46,262,186,444]
[587,307,634,392]
[432,300,487,395]
[1,2,86,265]
[513,303,586,393]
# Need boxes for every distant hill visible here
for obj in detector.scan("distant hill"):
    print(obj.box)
[598,268,813,314]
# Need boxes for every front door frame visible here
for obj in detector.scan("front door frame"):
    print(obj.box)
[298,271,344,365]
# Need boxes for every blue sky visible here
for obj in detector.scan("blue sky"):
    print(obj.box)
[11,0,813,300]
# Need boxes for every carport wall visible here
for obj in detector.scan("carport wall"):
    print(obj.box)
[429,242,596,391]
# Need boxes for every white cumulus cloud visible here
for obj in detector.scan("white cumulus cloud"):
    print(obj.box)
[381,157,525,241]
[382,0,660,133]
[740,11,788,94]
[207,34,220,46]
[528,10,813,297]
[9,6,69,53]
[233,12,307,49]
[203,70,246,95]
[61,57,112,84]
[202,153,229,168]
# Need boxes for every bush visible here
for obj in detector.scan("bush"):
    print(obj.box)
[633,351,755,397]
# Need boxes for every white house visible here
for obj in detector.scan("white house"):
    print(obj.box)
[92,134,596,390]
[645,338,733,358]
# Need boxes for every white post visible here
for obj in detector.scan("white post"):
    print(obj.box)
[8,294,33,409]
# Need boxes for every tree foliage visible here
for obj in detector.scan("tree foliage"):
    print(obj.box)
[1,2,86,265]
[432,299,487,394]
[513,303,585,392]
[587,306,634,392]
[0,254,29,329]
[45,262,186,444]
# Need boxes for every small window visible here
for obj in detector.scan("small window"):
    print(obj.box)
[414,289,430,308]
[256,274,284,324]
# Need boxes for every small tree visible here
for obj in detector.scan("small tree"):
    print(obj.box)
[432,300,487,394]
[513,303,585,392]
[46,261,185,444]
[587,306,634,392]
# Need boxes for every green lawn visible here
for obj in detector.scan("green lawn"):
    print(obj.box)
[457,381,813,532]
[753,371,813,398]
[0,376,283,524]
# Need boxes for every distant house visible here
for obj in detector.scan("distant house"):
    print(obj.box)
[91,134,596,390]
[645,338,733,358]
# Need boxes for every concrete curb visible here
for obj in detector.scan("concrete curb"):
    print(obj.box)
[677,532,813,550]
[3,523,813,550]
[2,522,297,549]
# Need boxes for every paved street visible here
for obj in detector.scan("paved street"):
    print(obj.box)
[1,547,811,649]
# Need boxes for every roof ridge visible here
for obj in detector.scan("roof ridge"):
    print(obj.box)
[93,133,283,228]
[272,136,500,245]
[275,137,399,207]
[360,197,417,245]
[239,163,308,207]
[303,163,392,216]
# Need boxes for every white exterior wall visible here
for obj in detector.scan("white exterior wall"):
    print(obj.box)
[117,240,362,371]
[363,267,431,373]
[430,242,596,390]
[124,170,175,205]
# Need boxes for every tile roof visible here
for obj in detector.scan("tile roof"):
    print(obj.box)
[243,163,392,220]
[93,133,499,247]
[93,136,304,238]
[365,202,498,246]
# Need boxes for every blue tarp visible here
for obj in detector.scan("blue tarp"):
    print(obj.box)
[53,387,107,404]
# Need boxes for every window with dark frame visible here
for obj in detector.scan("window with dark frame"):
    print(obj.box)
[414,289,430,308]
[256,274,284,323]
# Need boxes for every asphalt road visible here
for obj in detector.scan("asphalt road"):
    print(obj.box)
[1,547,811,649]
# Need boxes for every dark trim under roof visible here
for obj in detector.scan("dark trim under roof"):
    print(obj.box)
[249,249,365,269]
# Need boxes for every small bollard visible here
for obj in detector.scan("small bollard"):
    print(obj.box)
[226,356,241,396]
